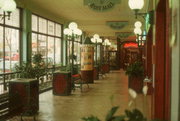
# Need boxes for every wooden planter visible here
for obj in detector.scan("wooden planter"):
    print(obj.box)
[128,76,143,93]
[9,78,39,115]
[53,71,71,96]
[81,70,94,83]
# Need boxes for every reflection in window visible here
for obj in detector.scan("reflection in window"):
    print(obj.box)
[0,8,20,73]
[31,14,62,67]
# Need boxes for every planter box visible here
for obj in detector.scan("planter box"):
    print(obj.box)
[81,70,94,83]
[9,78,39,115]
[53,71,71,96]
[128,76,143,93]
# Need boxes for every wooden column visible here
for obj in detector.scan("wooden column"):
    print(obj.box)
[154,0,171,120]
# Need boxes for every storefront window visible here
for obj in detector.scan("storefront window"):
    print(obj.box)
[0,9,21,73]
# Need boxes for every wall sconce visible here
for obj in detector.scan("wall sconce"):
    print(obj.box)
[128,0,147,19]
[0,0,16,20]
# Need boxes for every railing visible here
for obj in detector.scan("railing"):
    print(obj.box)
[0,66,62,95]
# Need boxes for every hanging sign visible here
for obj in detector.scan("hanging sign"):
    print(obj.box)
[84,0,121,12]
[81,45,94,71]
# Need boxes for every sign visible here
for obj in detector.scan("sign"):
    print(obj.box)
[84,0,121,12]
[81,45,94,71]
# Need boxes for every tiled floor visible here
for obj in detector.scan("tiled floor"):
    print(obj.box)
[34,70,151,121]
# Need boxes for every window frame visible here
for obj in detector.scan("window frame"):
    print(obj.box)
[0,8,22,74]
[31,13,63,67]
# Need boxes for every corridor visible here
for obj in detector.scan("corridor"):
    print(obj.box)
[36,70,151,121]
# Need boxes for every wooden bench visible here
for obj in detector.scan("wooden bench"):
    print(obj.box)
[72,74,89,92]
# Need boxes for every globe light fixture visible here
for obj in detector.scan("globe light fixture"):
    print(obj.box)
[134,27,142,35]
[134,21,142,28]
[128,0,144,10]
[93,34,99,39]
[128,0,147,19]
[68,22,78,30]
[0,0,16,20]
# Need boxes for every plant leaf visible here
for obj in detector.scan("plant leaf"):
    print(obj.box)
[105,106,119,121]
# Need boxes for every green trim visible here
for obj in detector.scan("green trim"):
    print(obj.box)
[21,8,32,62]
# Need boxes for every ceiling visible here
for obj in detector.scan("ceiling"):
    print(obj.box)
[24,0,151,42]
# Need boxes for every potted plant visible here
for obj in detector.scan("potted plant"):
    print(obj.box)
[125,61,144,93]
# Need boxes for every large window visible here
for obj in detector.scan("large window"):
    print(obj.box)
[31,14,62,67]
[0,9,21,73]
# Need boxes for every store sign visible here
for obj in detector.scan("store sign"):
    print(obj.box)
[84,0,121,12]
[81,45,94,71]
[123,43,138,48]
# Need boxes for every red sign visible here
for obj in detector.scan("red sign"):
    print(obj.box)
[123,43,138,48]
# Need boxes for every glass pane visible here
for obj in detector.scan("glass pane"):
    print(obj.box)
[55,24,61,37]
[32,33,38,55]
[32,15,38,31]
[38,35,47,58]
[5,9,20,27]
[55,38,61,65]
[48,21,55,35]
[5,28,19,73]
[0,26,3,74]
[47,36,54,66]
[39,17,47,34]
[0,10,4,24]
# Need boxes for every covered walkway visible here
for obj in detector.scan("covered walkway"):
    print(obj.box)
[35,70,151,121]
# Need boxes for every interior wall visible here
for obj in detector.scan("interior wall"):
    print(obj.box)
[170,0,180,120]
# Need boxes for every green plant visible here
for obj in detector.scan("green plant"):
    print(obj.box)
[125,61,144,77]
[82,106,147,121]
[14,54,46,79]
[82,107,167,121]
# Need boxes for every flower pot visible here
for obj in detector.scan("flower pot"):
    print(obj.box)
[128,76,143,93]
